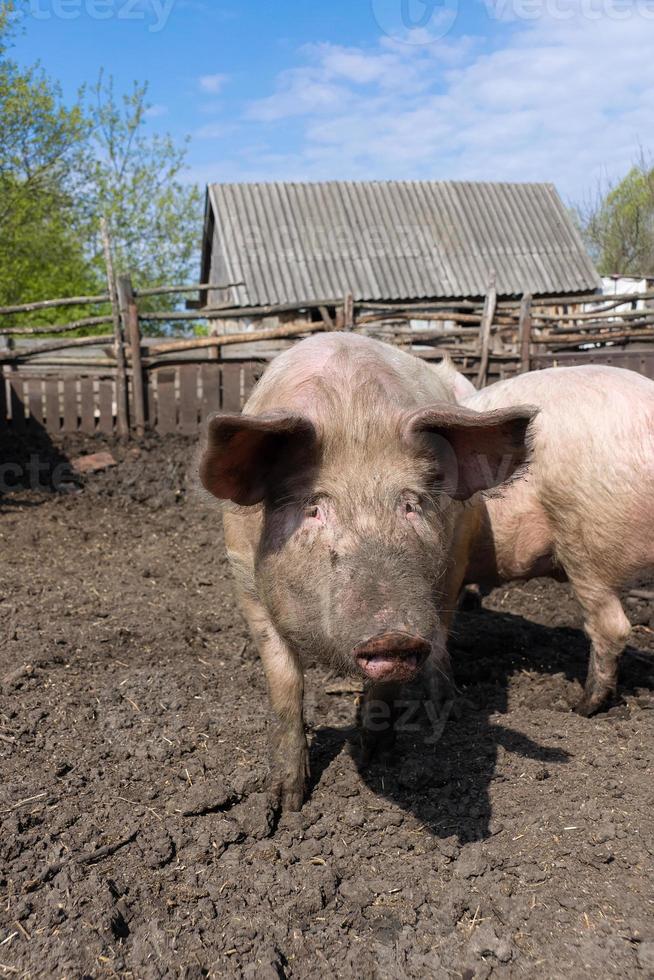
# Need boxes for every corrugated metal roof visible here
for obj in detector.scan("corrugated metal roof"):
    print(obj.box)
[205,180,600,307]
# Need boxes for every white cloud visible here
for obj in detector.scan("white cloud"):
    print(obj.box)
[198,73,229,94]
[247,38,468,122]
[145,104,168,119]
[233,5,654,200]
[194,121,236,140]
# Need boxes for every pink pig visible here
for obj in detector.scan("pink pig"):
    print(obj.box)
[200,333,534,809]
[462,364,654,715]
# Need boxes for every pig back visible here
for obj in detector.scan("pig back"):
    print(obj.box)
[243,332,462,419]
[465,365,654,587]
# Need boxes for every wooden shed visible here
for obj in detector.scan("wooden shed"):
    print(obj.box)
[199,179,601,324]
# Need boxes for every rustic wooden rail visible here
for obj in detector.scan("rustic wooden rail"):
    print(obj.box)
[0,231,250,438]
[1,272,653,437]
[0,316,114,337]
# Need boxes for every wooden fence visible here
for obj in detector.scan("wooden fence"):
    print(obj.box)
[0,360,265,437]
[1,263,654,438]
[5,344,654,439]
[531,348,654,375]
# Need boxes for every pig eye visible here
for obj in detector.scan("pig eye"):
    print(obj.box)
[401,495,423,519]
[303,499,327,524]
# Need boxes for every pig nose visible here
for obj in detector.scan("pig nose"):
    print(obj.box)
[354,632,431,683]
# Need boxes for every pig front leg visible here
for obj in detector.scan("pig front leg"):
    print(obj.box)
[240,595,309,810]
[418,558,470,744]
[422,644,459,744]
[357,681,403,765]
[265,639,309,811]
[573,586,631,716]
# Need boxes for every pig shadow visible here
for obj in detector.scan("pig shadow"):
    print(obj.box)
[307,604,654,844]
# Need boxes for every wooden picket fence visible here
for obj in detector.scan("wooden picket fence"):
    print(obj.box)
[5,346,653,438]
[0,360,265,437]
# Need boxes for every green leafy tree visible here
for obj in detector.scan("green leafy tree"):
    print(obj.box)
[579,156,654,277]
[0,8,204,334]
[0,3,99,316]
[79,72,203,331]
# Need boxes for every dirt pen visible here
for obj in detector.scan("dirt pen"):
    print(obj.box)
[1,431,653,978]
[1,281,654,977]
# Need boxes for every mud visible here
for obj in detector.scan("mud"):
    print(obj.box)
[1,429,653,978]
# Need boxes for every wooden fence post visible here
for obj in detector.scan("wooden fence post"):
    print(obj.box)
[519,293,533,374]
[117,275,146,437]
[3,336,24,428]
[0,338,10,427]
[318,305,335,330]
[101,219,129,439]
[476,273,497,387]
[343,292,354,331]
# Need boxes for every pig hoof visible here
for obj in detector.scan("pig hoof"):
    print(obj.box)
[282,782,306,812]
[269,732,309,811]
[269,753,310,812]
[459,585,484,612]
[573,697,597,718]
[574,689,614,717]
[268,773,308,812]
[355,728,396,769]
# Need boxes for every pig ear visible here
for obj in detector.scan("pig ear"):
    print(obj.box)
[200,412,317,506]
[405,402,537,501]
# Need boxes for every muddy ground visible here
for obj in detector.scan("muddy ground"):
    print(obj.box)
[1,428,653,979]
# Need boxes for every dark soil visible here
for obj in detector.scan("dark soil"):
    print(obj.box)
[1,428,653,979]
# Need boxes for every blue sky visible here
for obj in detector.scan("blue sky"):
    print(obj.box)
[9,0,654,202]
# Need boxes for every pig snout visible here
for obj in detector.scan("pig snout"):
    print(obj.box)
[353,631,431,683]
